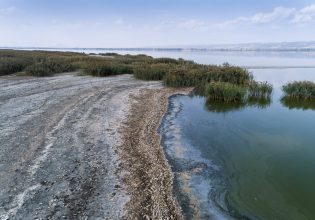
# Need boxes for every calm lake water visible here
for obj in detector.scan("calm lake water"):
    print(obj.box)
[17,48,315,219]
[159,68,315,220]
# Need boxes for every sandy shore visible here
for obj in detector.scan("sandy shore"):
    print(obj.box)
[119,88,192,219]
[0,73,191,219]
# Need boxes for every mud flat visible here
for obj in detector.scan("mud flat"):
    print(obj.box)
[0,73,191,219]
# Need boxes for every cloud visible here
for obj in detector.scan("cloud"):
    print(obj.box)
[301,4,315,14]
[214,4,315,29]
[251,7,296,24]
[291,13,312,24]
[0,6,16,15]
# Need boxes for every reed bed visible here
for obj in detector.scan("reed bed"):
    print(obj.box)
[282,81,315,99]
[206,82,247,102]
[205,81,273,103]
[163,65,252,87]
[1,50,274,105]
[248,81,273,99]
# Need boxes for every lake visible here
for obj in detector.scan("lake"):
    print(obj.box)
[15,48,315,219]
[159,67,315,220]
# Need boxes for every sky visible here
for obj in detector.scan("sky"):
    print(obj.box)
[1,0,315,47]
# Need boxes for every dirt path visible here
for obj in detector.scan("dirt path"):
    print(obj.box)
[0,73,164,219]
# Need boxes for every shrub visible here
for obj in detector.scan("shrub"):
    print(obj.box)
[0,57,32,75]
[205,82,247,102]
[248,81,273,98]
[82,61,133,76]
[163,65,252,87]
[25,58,75,76]
[133,63,172,80]
[282,81,315,99]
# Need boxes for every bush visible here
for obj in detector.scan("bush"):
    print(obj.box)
[25,58,75,77]
[282,81,315,99]
[0,57,32,75]
[133,63,172,80]
[163,65,252,87]
[248,81,273,98]
[206,82,247,102]
[82,61,133,76]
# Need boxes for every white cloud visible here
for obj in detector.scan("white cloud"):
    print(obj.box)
[301,4,315,14]
[251,7,296,24]
[292,13,312,23]
[0,6,16,15]
[177,19,206,29]
[214,4,315,28]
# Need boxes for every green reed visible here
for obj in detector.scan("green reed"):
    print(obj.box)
[282,81,315,99]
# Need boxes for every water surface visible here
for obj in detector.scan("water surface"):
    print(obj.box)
[160,68,315,219]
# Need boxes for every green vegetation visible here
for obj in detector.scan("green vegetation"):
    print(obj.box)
[0,49,274,104]
[282,81,315,100]
[205,81,272,103]
[248,81,273,99]
[0,50,86,76]
[163,65,252,87]
[206,82,247,102]
[25,58,76,77]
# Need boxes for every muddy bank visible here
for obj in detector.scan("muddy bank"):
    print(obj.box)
[119,88,192,219]
[0,73,161,219]
[0,72,193,219]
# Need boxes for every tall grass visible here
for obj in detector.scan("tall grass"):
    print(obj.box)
[0,49,274,105]
[133,63,172,80]
[0,50,87,76]
[206,82,247,102]
[282,81,315,99]
[25,57,76,76]
[248,81,273,98]
[163,65,253,87]
[0,57,32,75]
[205,81,273,103]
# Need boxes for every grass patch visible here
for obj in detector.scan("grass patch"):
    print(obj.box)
[206,82,247,102]
[163,65,252,87]
[0,50,274,105]
[205,81,272,103]
[282,81,315,100]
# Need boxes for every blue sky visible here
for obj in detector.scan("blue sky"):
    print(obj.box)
[1,0,315,47]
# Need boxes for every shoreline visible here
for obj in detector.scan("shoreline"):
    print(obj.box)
[119,87,192,219]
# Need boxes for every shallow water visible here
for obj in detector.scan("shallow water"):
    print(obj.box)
[160,68,315,219]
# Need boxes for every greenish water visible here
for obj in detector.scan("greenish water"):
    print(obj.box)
[160,68,315,219]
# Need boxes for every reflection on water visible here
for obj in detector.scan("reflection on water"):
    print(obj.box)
[281,97,315,110]
[160,68,315,220]
[206,97,271,113]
